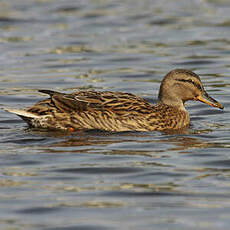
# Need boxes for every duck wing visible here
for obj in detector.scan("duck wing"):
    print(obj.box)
[38,90,153,116]
[38,90,89,112]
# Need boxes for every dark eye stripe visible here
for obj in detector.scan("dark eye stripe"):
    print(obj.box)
[176,79,202,91]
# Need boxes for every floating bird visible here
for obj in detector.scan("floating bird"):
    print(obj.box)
[5,69,224,132]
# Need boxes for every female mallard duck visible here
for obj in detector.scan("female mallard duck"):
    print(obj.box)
[5,69,223,132]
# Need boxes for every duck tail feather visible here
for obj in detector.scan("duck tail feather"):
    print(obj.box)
[4,108,40,118]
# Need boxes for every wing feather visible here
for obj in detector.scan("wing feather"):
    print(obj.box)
[36,90,154,117]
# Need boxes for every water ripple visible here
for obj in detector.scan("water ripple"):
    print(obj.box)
[0,0,230,229]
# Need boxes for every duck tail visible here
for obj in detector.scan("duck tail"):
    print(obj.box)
[4,108,40,119]
[4,108,41,127]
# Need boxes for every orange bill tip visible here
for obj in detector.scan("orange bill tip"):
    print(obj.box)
[195,94,224,110]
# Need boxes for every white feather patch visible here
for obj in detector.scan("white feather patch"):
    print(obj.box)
[4,108,40,118]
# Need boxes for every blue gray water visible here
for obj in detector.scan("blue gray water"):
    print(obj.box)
[0,0,230,229]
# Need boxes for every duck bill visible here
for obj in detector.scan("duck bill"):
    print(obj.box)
[194,92,224,109]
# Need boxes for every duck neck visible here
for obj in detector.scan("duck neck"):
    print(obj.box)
[157,95,186,111]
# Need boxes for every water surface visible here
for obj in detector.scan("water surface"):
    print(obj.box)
[1,0,230,229]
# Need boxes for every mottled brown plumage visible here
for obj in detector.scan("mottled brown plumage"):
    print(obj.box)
[5,69,224,132]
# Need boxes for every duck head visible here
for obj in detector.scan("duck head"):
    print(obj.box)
[158,69,224,110]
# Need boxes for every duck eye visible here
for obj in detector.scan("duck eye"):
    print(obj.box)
[176,79,193,84]
[176,78,203,91]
